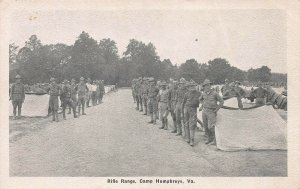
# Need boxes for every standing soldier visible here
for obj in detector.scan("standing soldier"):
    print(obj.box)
[142,78,149,115]
[131,79,137,103]
[133,79,140,110]
[199,79,224,145]
[48,77,61,122]
[86,78,92,107]
[61,80,77,119]
[158,82,169,130]
[168,80,178,133]
[69,78,78,114]
[91,81,97,106]
[147,78,159,124]
[221,79,231,96]
[182,81,201,146]
[99,80,105,103]
[96,80,100,105]
[77,77,89,116]
[10,75,25,120]
[138,78,143,112]
[174,78,187,136]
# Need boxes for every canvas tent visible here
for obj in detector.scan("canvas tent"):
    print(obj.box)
[197,97,287,151]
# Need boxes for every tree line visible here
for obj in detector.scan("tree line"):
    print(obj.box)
[9,31,286,86]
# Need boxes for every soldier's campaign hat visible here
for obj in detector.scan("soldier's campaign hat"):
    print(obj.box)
[50,77,55,82]
[80,77,85,81]
[225,79,229,82]
[15,75,22,79]
[202,79,212,86]
[71,78,76,82]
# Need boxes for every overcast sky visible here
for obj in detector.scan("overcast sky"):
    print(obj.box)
[10,9,286,73]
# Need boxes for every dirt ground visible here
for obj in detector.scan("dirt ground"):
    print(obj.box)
[9,89,287,177]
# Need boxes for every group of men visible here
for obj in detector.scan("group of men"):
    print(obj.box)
[9,75,105,122]
[131,77,224,147]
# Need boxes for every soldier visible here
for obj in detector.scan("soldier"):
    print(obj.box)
[221,79,231,96]
[99,80,105,103]
[158,82,169,130]
[10,75,25,120]
[47,77,61,122]
[138,78,143,112]
[234,81,246,109]
[168,80,178,133]
[174,78,187,136]
[142,78,149,115]
[86,78,92,107]
[61,80,77,119]
[76,77,89,116]
[182,81,201,146]
[199,79,224,145]
[91,80,97,106]
[69,78,78,114]
[147,78,159,124]
[134,78,142,111]
[131,79,137,103]
[96,80,100,105]
[252,81,268,105]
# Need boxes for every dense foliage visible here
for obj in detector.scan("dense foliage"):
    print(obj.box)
[9,32,286,86]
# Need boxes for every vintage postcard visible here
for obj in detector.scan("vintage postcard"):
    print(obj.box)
[0,0,300,188]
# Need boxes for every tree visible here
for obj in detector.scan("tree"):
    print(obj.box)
[179,59,205,83]
[9,43,19,65]
[206,58,232,84]
[247,66,272,82]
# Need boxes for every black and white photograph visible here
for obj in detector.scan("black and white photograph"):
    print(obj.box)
[1,0,300,188]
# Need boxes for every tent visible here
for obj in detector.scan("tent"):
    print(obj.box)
[9,94,52,117]
[198,98,287,151]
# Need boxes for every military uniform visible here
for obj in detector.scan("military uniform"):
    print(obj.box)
[76,79,89,115]
[199,79,224,145]
[252,86,268,105]
[158,83,169,130]
[99,80,105,103]
[48,79,61,122]
[10,76,25,119]
[138,81,143,112]
[168,84,178,133]
[142,80,149,115]
[182,84,201,146]
[175,83,187,135]
[147,80,159,124]
[70,80,78,113]
[61,82,77,119]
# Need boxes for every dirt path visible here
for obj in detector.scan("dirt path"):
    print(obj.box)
[9,89,287,176]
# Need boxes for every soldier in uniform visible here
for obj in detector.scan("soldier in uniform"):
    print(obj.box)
[158,82,169,130]
[131,79,137,103]
[147,78,159,124]
[138,78,143,112]
[182,81,201,146]
[252,81,268,105]
[76,77,89,116]
[234,81,246,109]
[142,78,149,115]
[99,80,105,103]
[86,78,92,107]
[221,79,231,96]
[61,80,77,120]
[69,78,78,114]
[47,77,61,122]
[168,80,178,133]
[174,78,187,136]
[199,79,224,145]
[10,75,25,120]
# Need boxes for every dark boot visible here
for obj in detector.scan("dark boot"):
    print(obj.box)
[17,108,22,119]
[159,119,164,129]
[190,128,195,146]
[82,106,86,115]
[164,119,168,130]
[55,112,59,122]
[52,111,55,121]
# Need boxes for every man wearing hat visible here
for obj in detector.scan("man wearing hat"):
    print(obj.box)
[133,78,142,111]
[174,78,188,136]
[90,80,98,106]
[61,80,77,119]
[69,78,78,114]
[234,81,245,109]
[138,78,144,112]
[158,81,169,130]
[147,78,159,124]
[142,78,149,115]
[76,77,89,116]
[221,79,231,96]
[99,80,105,103]
[85,78,92,107]
[10,75,25,120]
[199,79,224,145]
[131,79,137,103]
[252,81,268,105]
[168,80,178,133]
[182,81,201,146]
[47,77,61,122]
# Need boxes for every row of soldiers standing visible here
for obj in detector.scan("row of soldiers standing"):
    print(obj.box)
[10,75,105,121]
[131,77,224,147]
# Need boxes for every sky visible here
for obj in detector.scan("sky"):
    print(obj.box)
[10,9,286,73]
